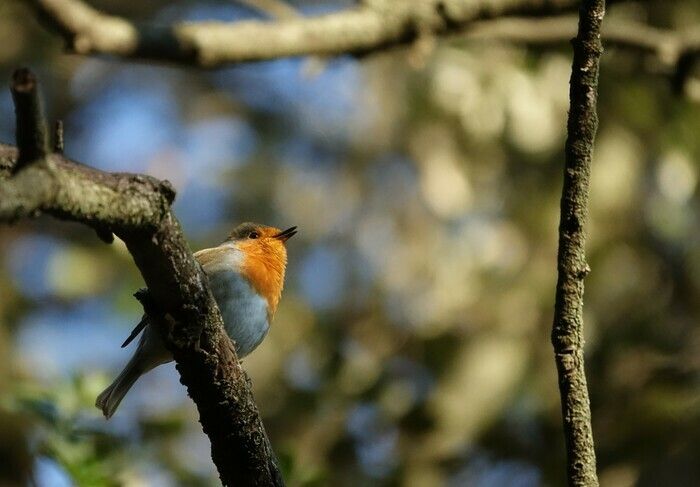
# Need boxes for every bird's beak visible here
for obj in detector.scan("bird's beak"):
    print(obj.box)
[274,226,297,242]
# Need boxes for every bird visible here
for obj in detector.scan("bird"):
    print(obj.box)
[96,222,296,419]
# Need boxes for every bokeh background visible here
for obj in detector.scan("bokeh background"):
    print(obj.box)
[1,1,700,486]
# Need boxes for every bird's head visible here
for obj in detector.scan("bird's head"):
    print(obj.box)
[227,222,296,262]
[226,222,297,315]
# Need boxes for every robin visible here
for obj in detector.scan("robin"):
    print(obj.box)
[96,222,296,418]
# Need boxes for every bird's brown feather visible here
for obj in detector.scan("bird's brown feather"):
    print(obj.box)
[194,246,231,269]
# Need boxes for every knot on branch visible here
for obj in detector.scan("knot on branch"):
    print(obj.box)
[555,350,578,376]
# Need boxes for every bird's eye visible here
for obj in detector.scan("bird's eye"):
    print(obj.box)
[248,231,260,239]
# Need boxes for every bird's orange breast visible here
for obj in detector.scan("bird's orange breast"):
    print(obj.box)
[238,240,287,317]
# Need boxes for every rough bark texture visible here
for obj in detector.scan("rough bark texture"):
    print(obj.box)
[551,1,605,486]
[0,72,283,487]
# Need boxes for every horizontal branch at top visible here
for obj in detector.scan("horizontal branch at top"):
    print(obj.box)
[30,0,595,67]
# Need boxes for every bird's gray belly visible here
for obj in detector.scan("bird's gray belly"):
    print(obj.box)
[207,270,270,358]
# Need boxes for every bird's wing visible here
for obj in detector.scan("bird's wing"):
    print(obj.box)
[194,246,237,273]
[120,246,233,348]
[194,246,227,268]
[121,315,148,348]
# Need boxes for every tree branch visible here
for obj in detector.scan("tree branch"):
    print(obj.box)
[461,15,700,87]
[10,69,49,171]
[0,71,284,487]
[237,0,300,20]
[551,1,605,486]
[29,0,609,67]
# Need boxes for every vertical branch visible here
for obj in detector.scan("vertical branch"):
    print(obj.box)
[551,1,605,486]
[10,68,49,171]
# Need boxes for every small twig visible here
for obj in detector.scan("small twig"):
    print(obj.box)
[10,68,48,171]
[53,120,64,154]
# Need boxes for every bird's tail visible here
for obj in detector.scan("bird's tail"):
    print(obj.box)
[96,321,171,419]
[95,350,147,419]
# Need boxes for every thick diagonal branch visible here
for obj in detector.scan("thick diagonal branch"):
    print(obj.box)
[0,72,283,486]
[550,1,605,486]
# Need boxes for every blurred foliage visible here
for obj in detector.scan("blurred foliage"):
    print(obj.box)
[1,0,700,486]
